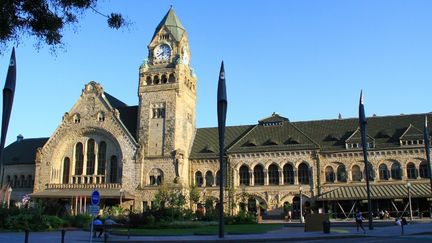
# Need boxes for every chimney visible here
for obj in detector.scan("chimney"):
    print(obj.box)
[17,134,23,142]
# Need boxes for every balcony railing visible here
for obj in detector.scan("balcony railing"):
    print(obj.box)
[72,175,106,184]
[46,183,121,190]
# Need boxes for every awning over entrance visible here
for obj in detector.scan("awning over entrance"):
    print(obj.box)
[30,188,134,199]
[317,183,432,201]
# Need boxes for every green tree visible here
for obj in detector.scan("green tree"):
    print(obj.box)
[0,0,127,54]
[189,184,200,209]
[152,183,169,210]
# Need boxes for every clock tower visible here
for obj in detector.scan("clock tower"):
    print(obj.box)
[137,7,196,185]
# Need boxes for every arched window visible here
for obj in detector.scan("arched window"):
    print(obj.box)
[86,139,95,175]
[62,157,70,184]
[109,155,118,183]
[149,168,163,185]
[379,164,389,180]
[168,74,175,83]
[337,165,347,182]
[205,171,214,187]
[13,175,18,187]
[195,171,203,187]
[325,166,335,183]
[254,165,264,185]
[391,162,402,180]
[406,162,417,179]
[268,164,279,185]
[239,165,250,186]
[352,165,362,181]
[283,164,294,184]
[419,161,430,178]
[161,74,168,83]
[75,143,84,175]
[97,141,106,175]
[146,76,152,85]
[154,75,160,84]
[298,163,309,184]
[363,162,375,181]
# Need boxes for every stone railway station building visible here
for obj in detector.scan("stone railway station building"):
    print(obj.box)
[1,7,431,218]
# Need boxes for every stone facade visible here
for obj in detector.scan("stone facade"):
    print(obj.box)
[1,7,431,216]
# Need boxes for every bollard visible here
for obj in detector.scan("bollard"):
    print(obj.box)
[24,230,29,243]
[61,229,66,243]
[401,223,404,236]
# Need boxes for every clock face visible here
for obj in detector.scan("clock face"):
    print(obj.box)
[154,44,171,61]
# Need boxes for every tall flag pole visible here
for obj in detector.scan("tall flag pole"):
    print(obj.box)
[217,61,227,238]
[359,90,373,230]
[0,48,16,187]
[423,116,432,199]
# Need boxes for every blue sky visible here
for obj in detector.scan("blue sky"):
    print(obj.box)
[0,0,432,146]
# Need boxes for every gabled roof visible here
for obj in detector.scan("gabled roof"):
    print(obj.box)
[258,113,289,125]
[345,127,375,143]
[399,124,423,140]
[3,138,48,165]
[189,125,254,159]
[152,6,185,42]
[190,113,432,159]
[228,119,318,153]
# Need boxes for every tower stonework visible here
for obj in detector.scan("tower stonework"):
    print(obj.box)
[137,7,197,189]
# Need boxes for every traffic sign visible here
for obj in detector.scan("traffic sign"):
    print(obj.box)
[89,205,99,215]
[91,190,100,205]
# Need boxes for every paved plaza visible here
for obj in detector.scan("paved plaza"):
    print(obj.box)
[0,220,431,243]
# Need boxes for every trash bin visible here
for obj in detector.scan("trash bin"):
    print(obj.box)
[323,219,330,234]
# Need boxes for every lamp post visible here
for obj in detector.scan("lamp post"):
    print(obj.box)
[407,182,413,221]
[299,186,303,223]
[7,187,12,208]
[119,188,125,207]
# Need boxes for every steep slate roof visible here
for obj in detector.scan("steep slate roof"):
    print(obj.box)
[152,6,185,42]
[190,113,432,159]
[103,93,137,139]
[189,125,254,159]
[104,92,128,108]
[399,124,424,140]
[116,106,138,140]
[3,138,48,165]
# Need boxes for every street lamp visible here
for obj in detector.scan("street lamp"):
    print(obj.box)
[7,187,12,209]
[119,188,125,207]
[406,182,413,221]
[299,186,303,223]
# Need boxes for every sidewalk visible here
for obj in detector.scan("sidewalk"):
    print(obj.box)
[0,221,431,243]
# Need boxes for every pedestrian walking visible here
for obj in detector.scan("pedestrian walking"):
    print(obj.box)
[355,211,366,233]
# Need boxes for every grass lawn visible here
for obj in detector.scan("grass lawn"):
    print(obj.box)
[113,223,283,236]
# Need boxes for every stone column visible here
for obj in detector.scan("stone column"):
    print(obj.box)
[264,169,269,185]
[279,171,284,185]
[294,170,299,184]
[250,171,254,186]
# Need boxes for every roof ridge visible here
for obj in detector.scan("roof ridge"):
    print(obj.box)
[288,122,321,148]
[226,125,257,152]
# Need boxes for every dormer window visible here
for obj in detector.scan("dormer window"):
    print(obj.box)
[73,114,80,124]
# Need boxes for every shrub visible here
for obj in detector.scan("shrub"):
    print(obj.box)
[63,214,91,228]
[47,215,64,228]
[146,215,156,226]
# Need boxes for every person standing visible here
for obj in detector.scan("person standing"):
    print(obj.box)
[356,211,366,233]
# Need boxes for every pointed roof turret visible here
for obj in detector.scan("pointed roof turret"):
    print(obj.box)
[152,6,186,42]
